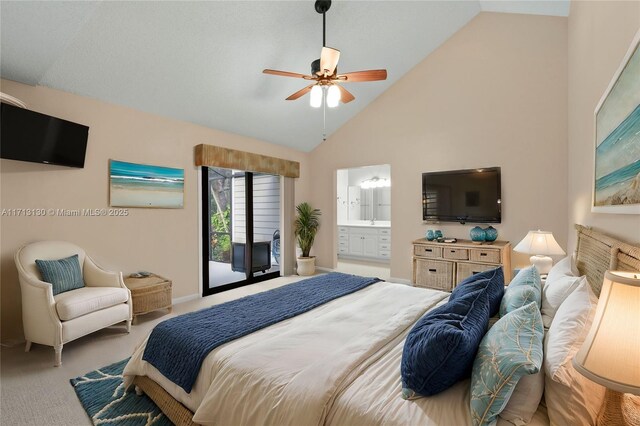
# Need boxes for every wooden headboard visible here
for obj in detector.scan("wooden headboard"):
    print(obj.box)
[574,224,640,296]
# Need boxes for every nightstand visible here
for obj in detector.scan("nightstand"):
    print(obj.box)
[124,274,172,322]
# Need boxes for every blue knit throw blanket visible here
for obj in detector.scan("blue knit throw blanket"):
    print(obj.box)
[142,272,381,393]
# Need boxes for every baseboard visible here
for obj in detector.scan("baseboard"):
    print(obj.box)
[0,338,26,348]
[315,266,334,273]
[172,293,200,305]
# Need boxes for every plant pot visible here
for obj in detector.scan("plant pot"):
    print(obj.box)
[297,257,316,276]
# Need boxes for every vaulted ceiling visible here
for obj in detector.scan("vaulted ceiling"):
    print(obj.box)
[0,1,569,152]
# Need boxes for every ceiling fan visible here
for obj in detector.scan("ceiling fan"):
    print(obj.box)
[263,0,387,108]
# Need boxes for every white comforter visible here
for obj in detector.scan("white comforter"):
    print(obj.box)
[124,280,549,426]
[124,281,447,424]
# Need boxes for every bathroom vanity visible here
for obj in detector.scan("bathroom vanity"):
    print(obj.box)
[337,222,391,262]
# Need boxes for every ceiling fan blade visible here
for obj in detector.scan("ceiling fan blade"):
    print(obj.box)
[286,84,316,101]
[319,47,340,76]
[337,69,387,82]
[263,69,315,80]
[337,85,355,103]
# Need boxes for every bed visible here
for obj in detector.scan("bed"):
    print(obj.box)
[123,225,640,425]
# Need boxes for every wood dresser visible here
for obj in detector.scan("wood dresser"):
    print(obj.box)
[412,238,512,292]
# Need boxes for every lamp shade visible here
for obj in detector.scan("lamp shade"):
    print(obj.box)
[572,271,640,395]
[513,230,566,256]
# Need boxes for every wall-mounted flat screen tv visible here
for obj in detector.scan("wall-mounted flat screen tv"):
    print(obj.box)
[1,103,89,168]
[422,167,501,224]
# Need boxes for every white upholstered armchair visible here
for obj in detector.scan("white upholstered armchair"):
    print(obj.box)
[15,241,132,366]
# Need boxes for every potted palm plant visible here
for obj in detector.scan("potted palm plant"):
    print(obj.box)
[294,202,321,276]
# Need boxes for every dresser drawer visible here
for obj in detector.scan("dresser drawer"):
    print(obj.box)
[338,227,349,234]
[413,259,454,291]
[379,228,391,236]
[414,245,442,258]
[443,247,469,260]
[338,240,348,248]
[379,243,391,251]
[378,250,391,259]
[456,262,498,284]
[338,247,349,254]
[469,248,500,264]
[379,235,391,243]
[338,233,348,241]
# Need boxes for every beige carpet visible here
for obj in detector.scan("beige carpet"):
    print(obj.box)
[335,259,391,280]
[0,276,302,426]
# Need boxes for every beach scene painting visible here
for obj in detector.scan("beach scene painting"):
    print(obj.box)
[594,30,640,214]
[110,160,184,208]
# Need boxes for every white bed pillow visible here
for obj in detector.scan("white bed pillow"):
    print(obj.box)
[544,363,605,426]
[543,278,605,425]
[545,256,577,284]
[544,277,594,384]
[541,275,583,328]
[498,370,545,426]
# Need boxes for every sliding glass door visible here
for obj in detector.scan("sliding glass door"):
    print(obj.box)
[202,167,281,295]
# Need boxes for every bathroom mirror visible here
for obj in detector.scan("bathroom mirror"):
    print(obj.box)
[337,165,391,224]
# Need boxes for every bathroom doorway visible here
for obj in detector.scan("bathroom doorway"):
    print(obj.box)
[336,164,391,280]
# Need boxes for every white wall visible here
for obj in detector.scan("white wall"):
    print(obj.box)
[308,12,569,280]
[567,0,640,249]
[337,169,348,224]
[0,80,309,340]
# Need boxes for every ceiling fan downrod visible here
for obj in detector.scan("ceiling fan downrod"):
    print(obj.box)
[312,0,332,76]
[315,0,331,47]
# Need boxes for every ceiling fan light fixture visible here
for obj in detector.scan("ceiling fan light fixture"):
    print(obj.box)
[310,85,323,108]
[262,0,386,112]
[326,85,340,108]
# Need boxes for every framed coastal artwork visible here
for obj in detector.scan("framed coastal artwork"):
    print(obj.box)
[593,29,640,214]
[109,160,184,208]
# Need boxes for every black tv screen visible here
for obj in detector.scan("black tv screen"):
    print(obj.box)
[1,103,89,168]
[422,167,501,223]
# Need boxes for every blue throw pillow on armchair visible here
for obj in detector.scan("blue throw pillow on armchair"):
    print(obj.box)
[450,266,505,317]
[35,254,85,296]
[401,288,491,398]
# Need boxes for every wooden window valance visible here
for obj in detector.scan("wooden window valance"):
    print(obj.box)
[194,144,300,178]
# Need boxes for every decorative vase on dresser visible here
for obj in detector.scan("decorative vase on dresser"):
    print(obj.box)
[469,226,486,243]
[484,226,498,243]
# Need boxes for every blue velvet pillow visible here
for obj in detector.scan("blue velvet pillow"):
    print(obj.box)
[450,266,505,317]
[499,266,541,317]
[401,287,491,398]
[35,254,85,296]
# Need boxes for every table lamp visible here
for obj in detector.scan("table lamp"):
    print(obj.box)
[572,271,640,426]
[513,230,566,275]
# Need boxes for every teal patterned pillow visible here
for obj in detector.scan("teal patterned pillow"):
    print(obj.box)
[499,266,541,317]
[470,302,544,426]
[35,254,85,295]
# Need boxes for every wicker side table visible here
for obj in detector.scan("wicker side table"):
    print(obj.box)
[124,274,172,322]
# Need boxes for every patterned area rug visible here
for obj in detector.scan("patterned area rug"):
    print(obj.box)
[71,358,171,425]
